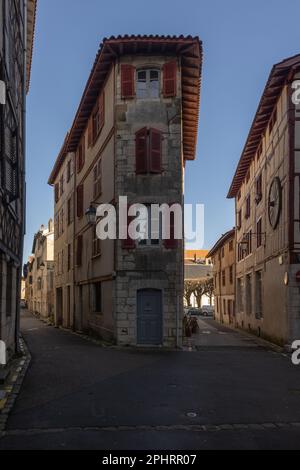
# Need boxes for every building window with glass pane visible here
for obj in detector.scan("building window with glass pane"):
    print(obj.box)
[137,69,160,99]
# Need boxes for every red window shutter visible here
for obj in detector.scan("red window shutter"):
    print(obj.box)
[76,235,83,266]
[55,183,59,203]
[164,208,178,249]
[149,128,162,173]
[163,61,177,98]
[81,136,85,168]
[122,214,135,249]
[99,92,105,130]
[121,64,135,99]
[135,127,148,174]
[77,184,84,218]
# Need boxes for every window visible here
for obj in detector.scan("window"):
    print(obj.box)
[60,208,64,234]
[93,159,102,199]
[76,235,83,266]
[77,138,85,173]
[137,69,160,99]
[67,197,73,225]
[221,246,225,258]
[237,190,241,201]
[67,243,71,272]
[237,210,242,229]
[237,277,244,313]
[6,263,13,317]
[245,273,252,316]
[92,92,104,143]
[77,184,84,218]
[222,270,226,287]
[135,127,162,174]
[2,102,18,200]
[60,174,64,196]
[245,195,251,219]
[229,265,234,284]
[229,240,234,252]
[255,271,263,319]
[55,183,59,203]
[138,205,161,247]
[93,282,102,313]
[92,224,101,257]
[67,159,72,183]
[257,218,262,248]
[37,277,42,291]
[255,174,262,204]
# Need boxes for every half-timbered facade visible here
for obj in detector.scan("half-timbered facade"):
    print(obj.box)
[0,0,36,360]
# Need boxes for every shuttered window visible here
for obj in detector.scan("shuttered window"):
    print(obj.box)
[93,159,102,199]
[77,137,85,173]
[88,117,93,148]
[135,127,148,174]
[164,208,178,249]
[121,213,135,249]
[163,61,177,98]
[76,235,83,266]
[92,224,101,257]
[121,64,135,98]
[55,183,59,203]
[2,101,18,200]
[135,128,162,174]
[77,184,84,218]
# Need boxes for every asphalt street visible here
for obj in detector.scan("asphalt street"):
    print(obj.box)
[1,310,300,450]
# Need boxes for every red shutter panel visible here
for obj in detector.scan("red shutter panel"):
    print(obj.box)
[99,92,105,130]
[149,128,162,173]
[121,64,135,99]
[54,183,59,203]
[76,235,83,266]
[163,61,177,98]
[164,208,178,249]
[135,127,148,174]
[122,214,135,249]
[77,184,84,218]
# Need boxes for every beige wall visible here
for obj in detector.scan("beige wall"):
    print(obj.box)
[211,234,235,325]
[235,84,291,344]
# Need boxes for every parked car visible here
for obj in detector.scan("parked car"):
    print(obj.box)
[200,305,214,317]
[187,308,202,317]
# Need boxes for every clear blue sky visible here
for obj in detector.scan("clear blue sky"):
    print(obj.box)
[24,0,300,260]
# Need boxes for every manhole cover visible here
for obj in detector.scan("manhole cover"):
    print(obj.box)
[186,412,198,418]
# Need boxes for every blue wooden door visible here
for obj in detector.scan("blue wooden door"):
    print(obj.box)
[137,289,162,345]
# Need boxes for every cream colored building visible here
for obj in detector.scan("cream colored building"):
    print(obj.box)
[207,229,235,325]
[27,221,55,320]
[228,54,300,346]
[48,35,203,347]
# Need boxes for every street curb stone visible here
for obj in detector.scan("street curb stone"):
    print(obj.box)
[0,336,31,436]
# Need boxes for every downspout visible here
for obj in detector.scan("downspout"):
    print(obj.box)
[15,0,27,354]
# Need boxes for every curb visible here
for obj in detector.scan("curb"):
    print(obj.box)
[0,337,31,435]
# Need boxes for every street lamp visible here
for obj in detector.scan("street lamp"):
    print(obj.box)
[85,205,97,225]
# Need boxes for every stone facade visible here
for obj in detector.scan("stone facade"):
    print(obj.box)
[48,36,202,348]
[25,221,55,320]
[207,230,235,325]
[228,55,300,346]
